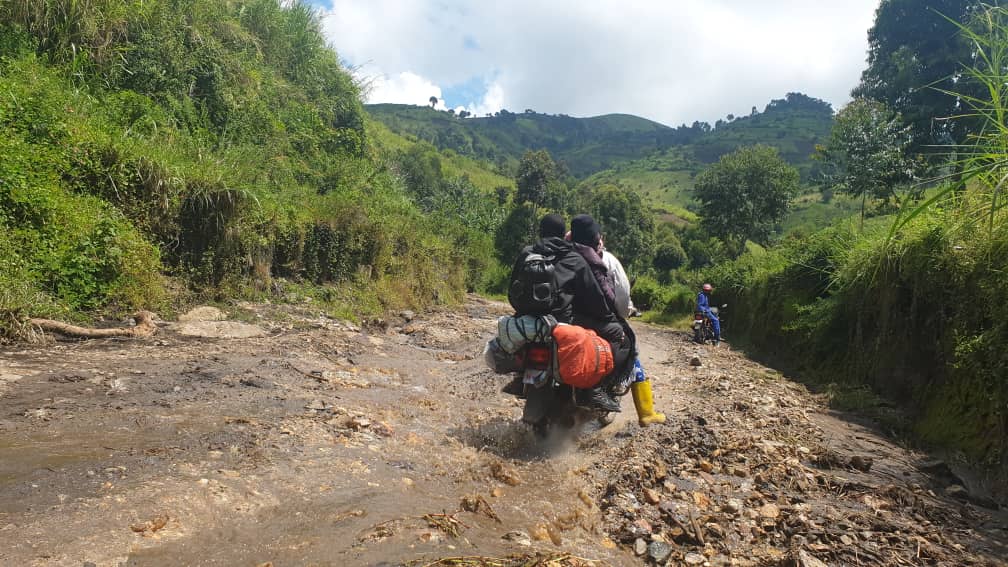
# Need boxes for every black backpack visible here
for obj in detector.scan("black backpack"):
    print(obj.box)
[508,252,557,316]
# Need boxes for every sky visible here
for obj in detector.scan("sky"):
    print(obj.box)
[316,1,880,126]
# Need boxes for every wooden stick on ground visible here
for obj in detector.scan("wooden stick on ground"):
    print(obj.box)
[29,311,158,339]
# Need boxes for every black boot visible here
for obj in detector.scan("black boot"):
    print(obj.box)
[501,376,525,397]
[576,387,621,412]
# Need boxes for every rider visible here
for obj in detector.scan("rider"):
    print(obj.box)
[697,283,721,346]
[570,215,665,427]
[504,214,623,412]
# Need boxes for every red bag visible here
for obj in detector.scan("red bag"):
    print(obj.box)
[553,324,614,388]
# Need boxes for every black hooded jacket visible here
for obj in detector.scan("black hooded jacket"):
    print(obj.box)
[510,236,624,343]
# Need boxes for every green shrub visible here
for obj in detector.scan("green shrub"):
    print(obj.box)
[700,206,1008,469]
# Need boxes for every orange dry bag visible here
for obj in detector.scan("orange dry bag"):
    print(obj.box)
[552,324,614,388]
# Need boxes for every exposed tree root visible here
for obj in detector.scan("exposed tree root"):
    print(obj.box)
[29,311,158,339]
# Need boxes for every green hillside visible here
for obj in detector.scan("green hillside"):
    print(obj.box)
[366,118,514,193]
[366,103,705,178]
[367,92,834,182]
[573,93,838,227]
[0,0,503,336]
[693,93,834,178]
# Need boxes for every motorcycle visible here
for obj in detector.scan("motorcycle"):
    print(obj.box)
[693,304,726,344]
[501,329,635,437]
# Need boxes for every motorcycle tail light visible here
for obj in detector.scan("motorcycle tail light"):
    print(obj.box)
[694,314,704,321]
[525,345,552,368]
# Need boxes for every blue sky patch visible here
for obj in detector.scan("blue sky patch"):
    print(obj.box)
[442,75,487,109]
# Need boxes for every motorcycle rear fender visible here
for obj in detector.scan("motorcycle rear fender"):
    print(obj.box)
[522,382,556,425]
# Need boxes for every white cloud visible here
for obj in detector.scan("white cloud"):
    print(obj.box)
[457,79,506,117]
[364,70,446,109]
[321,1,880,125]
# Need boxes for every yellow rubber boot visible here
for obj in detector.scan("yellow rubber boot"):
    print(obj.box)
[630,380,666,427]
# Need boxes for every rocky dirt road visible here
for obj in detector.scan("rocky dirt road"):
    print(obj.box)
[0,297,1005,566]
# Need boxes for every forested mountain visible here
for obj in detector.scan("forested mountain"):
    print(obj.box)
[366,92,834,180]
[367,103,689,177]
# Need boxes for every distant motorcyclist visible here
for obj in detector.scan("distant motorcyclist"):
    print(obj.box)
[504,214,623,412]
[697,283,721,346]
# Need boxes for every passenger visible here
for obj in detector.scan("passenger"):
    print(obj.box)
[568,214,665,427]
[504,214,622,412]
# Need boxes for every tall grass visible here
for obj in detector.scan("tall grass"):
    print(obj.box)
[892,5,1008,240]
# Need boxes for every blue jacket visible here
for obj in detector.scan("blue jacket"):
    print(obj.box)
[697,291,716,319]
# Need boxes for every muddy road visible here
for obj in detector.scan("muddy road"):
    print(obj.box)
[0,297,1005,566]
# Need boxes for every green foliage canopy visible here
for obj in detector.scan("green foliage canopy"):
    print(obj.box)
[854,0,981,155]
[817,98,916,220]
[694,145,800,249]
[575,184,656,273]
[516,149,568,210]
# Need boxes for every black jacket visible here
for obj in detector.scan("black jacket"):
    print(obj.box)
[510,237,624,342]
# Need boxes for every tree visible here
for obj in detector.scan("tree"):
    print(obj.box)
[429,95,438,108]
[576,184,656,273]
[691,120,711,133]
[515,150,567,210]
[395,145,444,211]
[694,145,800,249]
[494,203,538,263]
[854,0,981,157]
[816,98,916,226]
[653,226,687,272]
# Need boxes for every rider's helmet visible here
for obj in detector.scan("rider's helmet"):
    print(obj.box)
[702,283,713,292]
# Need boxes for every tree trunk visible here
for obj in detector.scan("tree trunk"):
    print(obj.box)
[860,192,866,231]
[29,311,158,339]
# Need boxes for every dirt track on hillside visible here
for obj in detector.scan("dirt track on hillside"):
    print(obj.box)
[0,297,1005,566]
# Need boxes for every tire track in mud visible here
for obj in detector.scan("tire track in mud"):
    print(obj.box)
[0,297,1004,566]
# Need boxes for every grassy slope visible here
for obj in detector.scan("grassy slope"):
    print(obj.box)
[705,203,1008,472]
[365,118,514,192]
[0,0,486,337]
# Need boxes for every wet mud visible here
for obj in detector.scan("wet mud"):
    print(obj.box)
[0,297,1004,566]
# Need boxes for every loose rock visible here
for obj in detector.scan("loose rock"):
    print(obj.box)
[944,484,969,500]
[723,499,742,514]
[491,462,522,486]
[759,503,780,519]
[797,550,829,567]
[648,541,673,563]
[502,531,531,547]
[683,551,705,564]
[849,455,873,472]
